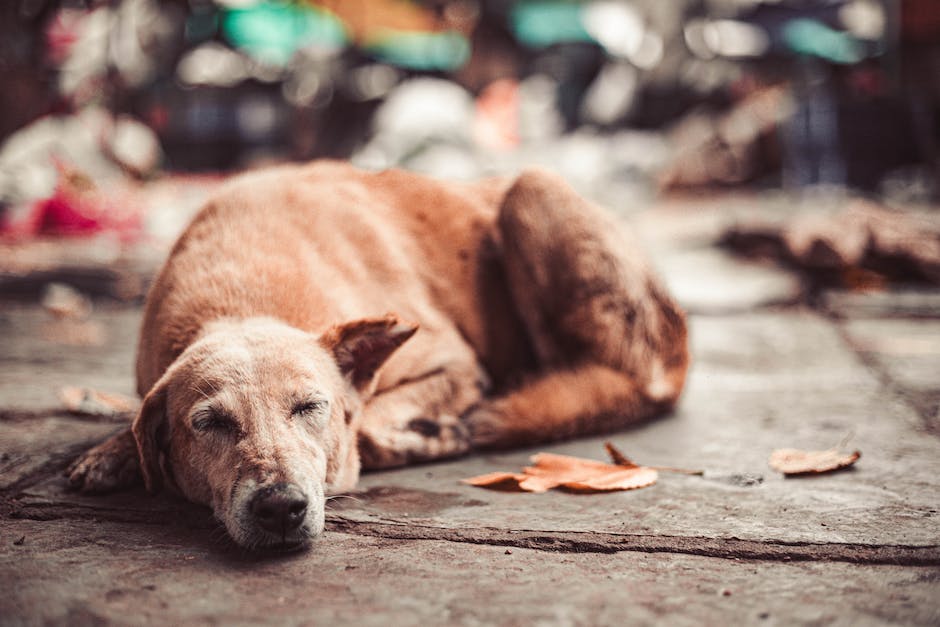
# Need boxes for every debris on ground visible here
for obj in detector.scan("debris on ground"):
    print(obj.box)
[59,386,138,418]
[721,200,940,286]
[39,282,106,346]
[41,283,92,319]
[768,447,861,476]
[659,86,787,189]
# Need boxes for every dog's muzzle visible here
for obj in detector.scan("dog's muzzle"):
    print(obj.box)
[242,482,318,551]
[250,483,308,534]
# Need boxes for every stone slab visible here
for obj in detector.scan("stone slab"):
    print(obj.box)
[8,312,939,558]
[840,318,940,394]
[840,318,940,428]
[821,288,940,320]
[1,518,938,627]
[0,305,140,413]
[328,312,940,550]
[0,416,123,491]
[654,249,803,314]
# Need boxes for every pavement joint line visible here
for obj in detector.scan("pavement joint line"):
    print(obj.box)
[6,502,938,566]
[826,315,940,434]
[679,299,805,317]
[324,517,940,566]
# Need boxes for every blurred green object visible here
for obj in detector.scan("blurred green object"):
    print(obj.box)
[366,31,470,71]
[222,1,348,66]
[782,18,864,64]
[510,0,593,48]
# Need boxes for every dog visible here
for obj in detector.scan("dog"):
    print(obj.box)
[67,162,688,551]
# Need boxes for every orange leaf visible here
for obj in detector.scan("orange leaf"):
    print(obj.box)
[564,466,659,492]
[768,448,861,475]
[460,471,529,490]
[462,446,658,493]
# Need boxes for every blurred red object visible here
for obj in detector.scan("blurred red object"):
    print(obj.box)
[2,167,142,241]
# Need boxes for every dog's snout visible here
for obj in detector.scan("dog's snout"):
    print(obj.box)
[249,483,308,534]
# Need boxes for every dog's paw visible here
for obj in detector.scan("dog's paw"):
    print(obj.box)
[359,414,470,469]
[66,431,141,494]
[461,402,510,449]
[409,413,471,460]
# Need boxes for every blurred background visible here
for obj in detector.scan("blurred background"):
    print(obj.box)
[0,0,938,305]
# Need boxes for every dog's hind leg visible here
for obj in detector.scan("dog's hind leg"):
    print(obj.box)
[357,360,486,469]
[466,169,689,448]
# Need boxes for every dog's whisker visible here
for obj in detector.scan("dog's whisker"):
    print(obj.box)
[325,494,361,504]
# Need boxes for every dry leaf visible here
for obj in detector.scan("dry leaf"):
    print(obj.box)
[768,448,861,475]
[59,386,138,417]
[462,443,658,493]
[564,467,660,492]
[41,283,92,320]
[461,472,529,491]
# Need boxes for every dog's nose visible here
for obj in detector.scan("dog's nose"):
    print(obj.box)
[249,484,308,534]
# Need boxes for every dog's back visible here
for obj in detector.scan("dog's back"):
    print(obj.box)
[136,162,531,396]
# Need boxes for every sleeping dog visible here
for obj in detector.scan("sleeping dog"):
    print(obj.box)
[67,162,688,551]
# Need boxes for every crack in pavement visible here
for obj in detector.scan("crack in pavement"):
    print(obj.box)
[5,498,938,566]
[325,517,940,566]
[829,318,940,435]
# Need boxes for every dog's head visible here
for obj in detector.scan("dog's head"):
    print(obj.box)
[132,315,415,552]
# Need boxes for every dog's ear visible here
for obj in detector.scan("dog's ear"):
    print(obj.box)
[131,377,171,494]
[321,314,418,392]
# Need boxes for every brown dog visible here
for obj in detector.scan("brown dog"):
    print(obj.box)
[67,162,688,551]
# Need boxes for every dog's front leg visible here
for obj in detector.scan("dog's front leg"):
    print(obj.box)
[357,364,484,470]
[66,427,141,493]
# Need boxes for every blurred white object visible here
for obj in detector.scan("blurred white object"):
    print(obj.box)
[580,61,638,126]
[111,0,174,88]
[373,78,474,146]
[0,108,113,204]
[583,2,645,60]
[177,43,251,87]
[703,20,770,58]
[109,116,163,176]
[839,0,885,39]
[42,283,92,320]
[583,1,663,70]
[404,144,482,181]
[353,78,475,169]
[518,74,565,143]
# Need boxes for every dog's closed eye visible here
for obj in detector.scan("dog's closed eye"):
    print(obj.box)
[192,409,238,434]
[291,399,329,419]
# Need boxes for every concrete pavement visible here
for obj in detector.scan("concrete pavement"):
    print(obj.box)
[2,192,939,625]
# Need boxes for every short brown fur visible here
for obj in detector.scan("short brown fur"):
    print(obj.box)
[68,162,688,550]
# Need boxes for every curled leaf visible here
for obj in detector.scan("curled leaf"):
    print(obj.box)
[462,446,658,493]
[461,472,530,491]
[604,441,638,467]
[769,448,861,475]
[564,466,659,492]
